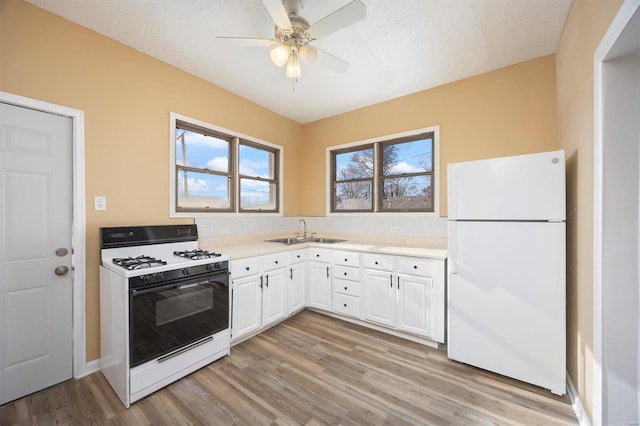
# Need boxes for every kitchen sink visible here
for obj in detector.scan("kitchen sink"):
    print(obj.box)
[264,237,346,245]
[264,237,306,245]
[306,237,346,244]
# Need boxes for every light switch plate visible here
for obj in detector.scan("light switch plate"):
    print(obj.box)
[94,196,107,211]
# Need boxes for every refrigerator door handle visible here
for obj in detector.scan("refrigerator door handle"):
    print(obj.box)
[449,221,457,275]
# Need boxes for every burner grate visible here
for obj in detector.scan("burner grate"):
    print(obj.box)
[113,256,167,270]
[174,249,221,260]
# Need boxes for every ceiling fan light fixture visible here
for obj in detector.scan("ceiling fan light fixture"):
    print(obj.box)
[270,44,290,67]
[286,54,301,78]
[299,45,318,64]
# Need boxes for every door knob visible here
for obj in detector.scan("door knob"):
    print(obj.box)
[55,248,69,257]
[54,266,69,276]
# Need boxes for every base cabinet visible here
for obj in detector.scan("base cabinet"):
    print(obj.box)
[230,270,262,342]
[397,274,434,338]
[307,261,332,310]
[363,268,396,327]
[262,267,287,327]
[289,262,306,313]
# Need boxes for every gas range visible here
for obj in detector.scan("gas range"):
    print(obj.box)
[100,225,229,279]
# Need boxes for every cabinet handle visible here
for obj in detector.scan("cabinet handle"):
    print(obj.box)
[297,254,300,258]
[326,266,330,278]
[344,303,347,307]
[317,254,320,258]
[275,260,279,264]
[246,266,250,271]
[260,276,263,289]
[265,274,269,287]
[414,265,417,269]
[344,272,347,276]
[397,276,400,289]
[344,286,348,290]
[375,261,378,265]
[344,258,348,262]
[289,268,293,280]
[390,274,393,287]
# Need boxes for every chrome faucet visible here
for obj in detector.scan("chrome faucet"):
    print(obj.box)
[297,218,307,240]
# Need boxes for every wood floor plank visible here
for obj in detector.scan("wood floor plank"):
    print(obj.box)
[1,310,578,425]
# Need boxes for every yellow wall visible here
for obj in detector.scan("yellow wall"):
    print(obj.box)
[1,1,561,368]
[555,0,623,420]
[301,55,559,216]
[0,0,303,361]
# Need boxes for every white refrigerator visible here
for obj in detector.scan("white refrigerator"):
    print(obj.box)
[447,149,566,395]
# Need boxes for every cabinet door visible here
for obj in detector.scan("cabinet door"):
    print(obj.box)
[363,268,395,327]
[262,268,287,327]
[397,274,433,338]
[231,274,262,342]
[289,262,306,313]
[308,261,332,311]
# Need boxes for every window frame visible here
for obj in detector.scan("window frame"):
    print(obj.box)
[326,126,440,216]
[169,112,283,217]
[237,138,280,213]
[330,143,375,213]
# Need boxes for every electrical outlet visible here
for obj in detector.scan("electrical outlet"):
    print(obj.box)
[94,196,107,211]
[390,226,399,233]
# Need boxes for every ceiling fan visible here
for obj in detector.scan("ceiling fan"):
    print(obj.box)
[217,0,366,80]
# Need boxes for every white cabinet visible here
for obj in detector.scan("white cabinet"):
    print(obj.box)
[362,254,395,327]
[362,254,446,342]
[332,251,361,318]
[262,252,287,328]
[288,249,306,314]
[230,257,263,342]
[397,257,445,342]
[307,248,332,311]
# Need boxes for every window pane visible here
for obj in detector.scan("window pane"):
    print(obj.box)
[334,181,372,211]
[175,128,229,173]
[239,144,275,178]
[382,137,433,176]
[240,178,276,210]
[177,169,230,209]
[381,175,432,210]
[335,148,374,180]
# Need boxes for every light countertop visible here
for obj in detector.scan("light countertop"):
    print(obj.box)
[199,233,447,260]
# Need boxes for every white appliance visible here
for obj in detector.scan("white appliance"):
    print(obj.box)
[447,149,566,395]
[99,225,231,407]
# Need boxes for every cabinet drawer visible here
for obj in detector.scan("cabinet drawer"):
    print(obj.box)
[333,265,360,282]
[288,249,307,264]
[333,293,360,318]
[230,257,261,279]
[333,279,360,297]
[398,257,437,277]
[333,251,360,267]
[308,247,332,263]
[263,252,287,271]
[362,253,394,270]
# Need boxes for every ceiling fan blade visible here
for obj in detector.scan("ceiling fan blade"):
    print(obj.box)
[307,0,366,40]
[316,48,350,73]
[261,0,292,30]
[216,37,276,48]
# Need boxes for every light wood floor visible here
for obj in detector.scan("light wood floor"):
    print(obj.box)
[1,310,577,425]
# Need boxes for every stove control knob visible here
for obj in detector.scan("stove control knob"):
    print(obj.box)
[205,263,214,271]
[142,275,152,283]
[214,262,224,270]
[153,272,164,280]
[182,267,191,276]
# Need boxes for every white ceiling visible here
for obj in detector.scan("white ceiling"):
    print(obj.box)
[26,0,573,124]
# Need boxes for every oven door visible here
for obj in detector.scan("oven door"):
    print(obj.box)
[129,270,229,368]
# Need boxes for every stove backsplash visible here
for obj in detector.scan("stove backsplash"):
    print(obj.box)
[195,215,447,239]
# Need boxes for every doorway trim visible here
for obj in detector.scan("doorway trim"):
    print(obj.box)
[593,0,640,424]
[0,91,88,378]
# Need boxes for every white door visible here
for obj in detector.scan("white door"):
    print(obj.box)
[231,275,262,342]
[289,262,306,313]
[262,269,286,327]
[363,268,396,327]
[307,261,331,311]
[397,274,432,338]
[0,103,73,404]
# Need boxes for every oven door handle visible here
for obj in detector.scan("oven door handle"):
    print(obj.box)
[131,280,207,295]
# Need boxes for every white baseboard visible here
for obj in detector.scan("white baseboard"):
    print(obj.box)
[567,373,592,426]
[76,358,101,379]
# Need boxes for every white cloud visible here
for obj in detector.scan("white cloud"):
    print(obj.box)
[239,158,269,178]
[206,156,229,171]
[177,130,228,149]
[390,161,421,174]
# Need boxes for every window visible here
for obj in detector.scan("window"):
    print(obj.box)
[171,113,281,215]
[330,129,436,213]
